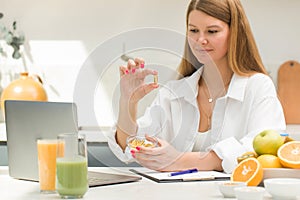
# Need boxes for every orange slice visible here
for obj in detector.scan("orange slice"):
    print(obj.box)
[231,158,263,186]
[278,141,300,169]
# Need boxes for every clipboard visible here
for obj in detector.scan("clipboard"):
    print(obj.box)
[130,168,231,183]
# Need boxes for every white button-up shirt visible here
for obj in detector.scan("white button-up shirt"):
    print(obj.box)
[107,68,286,173]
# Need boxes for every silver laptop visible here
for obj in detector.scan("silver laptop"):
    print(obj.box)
[5,100,141,186]
[5,100,78,181]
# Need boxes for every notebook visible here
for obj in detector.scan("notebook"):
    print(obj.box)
[5,100,141,186]
[130,168,230,183]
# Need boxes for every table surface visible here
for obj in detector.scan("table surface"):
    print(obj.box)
[0,166,282,200]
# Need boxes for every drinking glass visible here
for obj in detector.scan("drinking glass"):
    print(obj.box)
[56,133,88,199]
[37,139,57,193]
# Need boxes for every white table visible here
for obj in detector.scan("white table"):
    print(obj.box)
[0,166,278,200]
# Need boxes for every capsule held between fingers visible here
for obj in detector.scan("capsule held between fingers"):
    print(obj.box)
[153,74,158,84]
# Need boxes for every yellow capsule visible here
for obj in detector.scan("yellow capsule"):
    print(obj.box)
[153,74,158,84]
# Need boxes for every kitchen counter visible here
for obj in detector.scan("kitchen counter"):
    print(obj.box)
[0,123,109,142]
[1,123,299,166]
[2,123,300,142]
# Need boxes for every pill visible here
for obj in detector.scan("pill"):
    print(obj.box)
[153,75,158,84]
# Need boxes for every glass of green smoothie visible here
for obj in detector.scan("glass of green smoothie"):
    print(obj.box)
[56,133,88,199]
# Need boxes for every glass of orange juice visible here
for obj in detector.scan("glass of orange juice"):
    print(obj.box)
[37,139,58,193]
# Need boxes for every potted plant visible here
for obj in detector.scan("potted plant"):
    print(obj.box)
[0,12,25,60]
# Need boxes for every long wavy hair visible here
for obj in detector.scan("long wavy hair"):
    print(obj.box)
[177,0,267,78]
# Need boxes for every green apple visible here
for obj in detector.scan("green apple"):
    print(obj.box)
[253,130,284,156]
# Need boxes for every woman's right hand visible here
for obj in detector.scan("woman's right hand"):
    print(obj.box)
[119,58,159,103]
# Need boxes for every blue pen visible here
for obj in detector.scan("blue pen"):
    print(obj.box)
[169,168,198,177]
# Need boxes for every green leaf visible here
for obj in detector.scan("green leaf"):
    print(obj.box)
[13,21,17,30]
[4,33,13,44]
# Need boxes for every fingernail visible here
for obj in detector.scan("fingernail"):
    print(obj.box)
[131,68,136,73]
[130,150,135,154]
[125,70,129,74]
[140,63,145,68]
[132,154,136,158]
[136,146,141,151]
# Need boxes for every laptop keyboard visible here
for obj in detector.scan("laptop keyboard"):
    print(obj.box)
[87,171,141,187]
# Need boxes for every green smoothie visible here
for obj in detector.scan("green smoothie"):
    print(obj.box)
[56,156,88,198]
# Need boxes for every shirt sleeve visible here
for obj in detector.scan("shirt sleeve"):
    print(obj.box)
[106,88,166,163]
[212,137,247,173]
[106,124,135,163]
[247,97,286,135]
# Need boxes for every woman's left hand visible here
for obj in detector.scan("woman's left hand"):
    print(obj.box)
[131,136,183,171]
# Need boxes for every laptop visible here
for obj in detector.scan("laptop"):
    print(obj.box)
[5,100,141,187]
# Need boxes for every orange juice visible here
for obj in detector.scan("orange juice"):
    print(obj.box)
[37,139,57,192]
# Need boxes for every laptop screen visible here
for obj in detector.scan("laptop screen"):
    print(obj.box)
[5,100,78,181]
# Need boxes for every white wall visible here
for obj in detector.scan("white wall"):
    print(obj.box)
[1,0,300,126]
[241,0,300,84]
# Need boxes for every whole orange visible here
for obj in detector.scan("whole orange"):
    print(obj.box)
[257,154,283,168]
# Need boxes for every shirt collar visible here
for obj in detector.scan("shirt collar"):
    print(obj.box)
[226,74,248,102]
[172,67,203,102]
[172,68,249,103]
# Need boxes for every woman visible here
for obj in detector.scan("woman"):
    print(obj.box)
[108,0,286,173]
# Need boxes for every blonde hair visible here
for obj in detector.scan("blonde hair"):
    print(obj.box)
[178,0,267,78]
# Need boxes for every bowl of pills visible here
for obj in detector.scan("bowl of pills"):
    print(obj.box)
[127,135,158,149]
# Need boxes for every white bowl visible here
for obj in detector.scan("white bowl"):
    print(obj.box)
[234,186,265,200]
[264,178,300,200]
[217,181,246,198]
